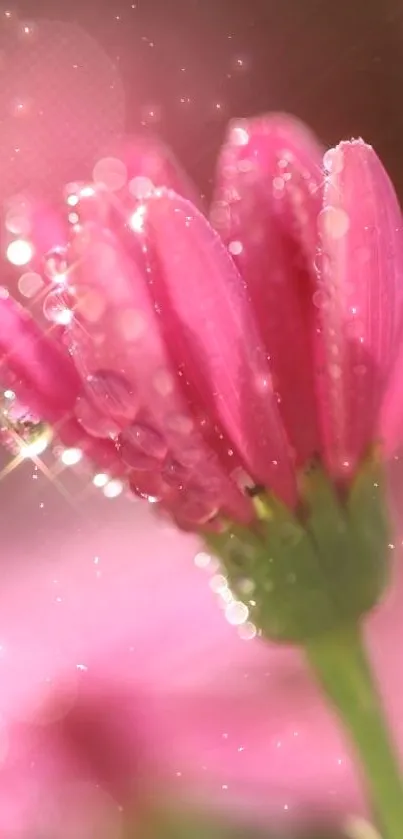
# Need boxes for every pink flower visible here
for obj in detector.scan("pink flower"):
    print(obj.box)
[1,115,403,533]
[1,114,403,834]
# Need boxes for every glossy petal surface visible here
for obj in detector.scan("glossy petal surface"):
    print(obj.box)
[316,140,403,476]
[213,115,324,466]
[143,189,296,505]
[67,201,252,524]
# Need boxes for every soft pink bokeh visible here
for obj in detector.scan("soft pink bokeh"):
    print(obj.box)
[0,453,402,836]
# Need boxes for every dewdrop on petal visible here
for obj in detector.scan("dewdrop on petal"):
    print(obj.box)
[0,394,52,458]
[129,205,146,233]
[19,425,52,458]
[44,247,68,281]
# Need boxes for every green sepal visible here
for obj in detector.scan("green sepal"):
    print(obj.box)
[347,453,391,605]
[303,455,390,624]
[205,454,391,645]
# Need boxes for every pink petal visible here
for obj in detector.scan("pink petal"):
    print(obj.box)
[66,204,252,524]
[316,140,403,476]
[59,416,126,475]
[212,114,324,467]
[142,189,296,505]
[0,295,125,475]
[0,294,80,422]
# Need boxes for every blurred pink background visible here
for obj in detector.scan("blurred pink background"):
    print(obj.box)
[0,445,402,836]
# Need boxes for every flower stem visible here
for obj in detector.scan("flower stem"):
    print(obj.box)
[306,624,403,839]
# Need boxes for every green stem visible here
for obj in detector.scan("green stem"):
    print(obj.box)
[306,624,403,839]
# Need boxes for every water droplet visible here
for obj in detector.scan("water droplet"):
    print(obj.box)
[129,176,154,199]
[75,396,120,439]
[323,147,344,175]
[316,251,332,279]
[230,124,249,146]
[44,247,68,281]
[86,370,137,417]
[273,176,285,192]
[312,289,327,309]
[117,308,146,341]
[178,443,204,469]
[210,201,230,229]
[5,206,31,236]
[329,363,343,380]
[319,206,350,240]
[165,413,194,434]
[162,457,189,489]
[153,368,175,397]
[119,423,167,469]
[129,205,147,233]
[43,288,73,325]
[93,157,127,191]
[228,240,243,255]
[129,468,164,502]
[225,601,249,626]
[176,491,219,525]
[231,467,254,491]
[65,182,80,205]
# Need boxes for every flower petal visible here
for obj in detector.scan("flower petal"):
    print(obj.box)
[67,205,253,524]
[212,114,324,466]
[316,139,403,476]
[0,294,79,422]
[0,295,124,473]
[142,189,296,505]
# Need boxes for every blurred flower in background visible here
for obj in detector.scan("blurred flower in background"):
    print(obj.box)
[0,459,403,838]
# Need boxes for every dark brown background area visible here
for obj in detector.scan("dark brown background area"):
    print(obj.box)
[5,0,403,196]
